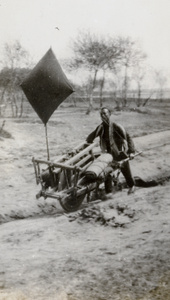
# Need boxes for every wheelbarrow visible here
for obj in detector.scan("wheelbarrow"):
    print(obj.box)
[32,141,121,212]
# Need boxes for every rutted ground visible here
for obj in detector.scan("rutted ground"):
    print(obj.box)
[0,110,170,300]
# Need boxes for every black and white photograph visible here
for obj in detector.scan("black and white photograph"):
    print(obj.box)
[0,0,170,299]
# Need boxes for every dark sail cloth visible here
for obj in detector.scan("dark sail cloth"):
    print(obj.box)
[86,121,135,189]
[21,48,74,124]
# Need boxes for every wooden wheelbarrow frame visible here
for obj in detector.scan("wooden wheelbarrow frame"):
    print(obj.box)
[32,141,103,212]
[32,140,142,212]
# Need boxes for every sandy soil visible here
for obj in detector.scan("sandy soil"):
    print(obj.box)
[0,108,170,300]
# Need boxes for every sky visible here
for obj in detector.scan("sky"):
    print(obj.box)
[0,0,170,86]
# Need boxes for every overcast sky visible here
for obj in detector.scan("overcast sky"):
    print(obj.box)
[0,0,170,85]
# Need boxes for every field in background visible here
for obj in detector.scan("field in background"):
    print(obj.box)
[1,98,170,161]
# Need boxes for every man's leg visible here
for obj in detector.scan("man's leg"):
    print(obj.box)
[105,174,113,193]
[121,161,135,193]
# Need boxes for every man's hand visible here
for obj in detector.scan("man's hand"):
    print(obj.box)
[85,139,92,144]
[129,153,135,160]
[84,141,91,147]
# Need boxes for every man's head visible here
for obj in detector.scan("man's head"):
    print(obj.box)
[100,107,111,125]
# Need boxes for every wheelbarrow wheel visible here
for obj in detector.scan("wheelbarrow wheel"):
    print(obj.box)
[59,192,85,212]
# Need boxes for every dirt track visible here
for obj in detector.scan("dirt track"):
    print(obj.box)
[0,120,170,300]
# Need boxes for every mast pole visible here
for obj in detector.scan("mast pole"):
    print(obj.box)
[45,124,50,161]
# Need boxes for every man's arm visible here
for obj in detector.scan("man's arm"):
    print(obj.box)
[126,132,135,154]
[114,123,135,155]
[86,124,102,143]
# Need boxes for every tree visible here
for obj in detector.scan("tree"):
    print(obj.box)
[99,69,106,108]
[154,69,167,101]
[0,40,32,117]
[132,64,146,107]
[118,37,147,106]
[70,31,122,113]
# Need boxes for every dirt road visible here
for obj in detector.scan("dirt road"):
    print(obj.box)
[0,126,170,300]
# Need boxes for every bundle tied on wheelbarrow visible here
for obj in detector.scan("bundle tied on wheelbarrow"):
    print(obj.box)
[79,153,113,185]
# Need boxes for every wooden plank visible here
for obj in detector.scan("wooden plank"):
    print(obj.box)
[65,142,98,165]
[33,159,82,171]
[74,154,92,167]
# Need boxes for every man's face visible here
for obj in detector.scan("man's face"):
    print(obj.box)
[100,108,110,125]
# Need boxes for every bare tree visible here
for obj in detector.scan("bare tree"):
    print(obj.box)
[118,37,147,107]
[70,31,122,113]
[154,69,167,101]
[0,40,32,117]
[99,69,106,107]
[132,64,146,107]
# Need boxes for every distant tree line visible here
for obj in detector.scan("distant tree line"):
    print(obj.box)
[0,33,168,118]
[64,31,167,112]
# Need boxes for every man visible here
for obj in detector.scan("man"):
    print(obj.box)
[86,107,136,194]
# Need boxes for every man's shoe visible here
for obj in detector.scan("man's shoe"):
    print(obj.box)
[128,186,135,195]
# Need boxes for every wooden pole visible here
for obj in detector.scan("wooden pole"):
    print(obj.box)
[45,124,50,161]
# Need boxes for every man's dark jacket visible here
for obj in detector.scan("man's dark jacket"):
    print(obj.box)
[86,121,135,160]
